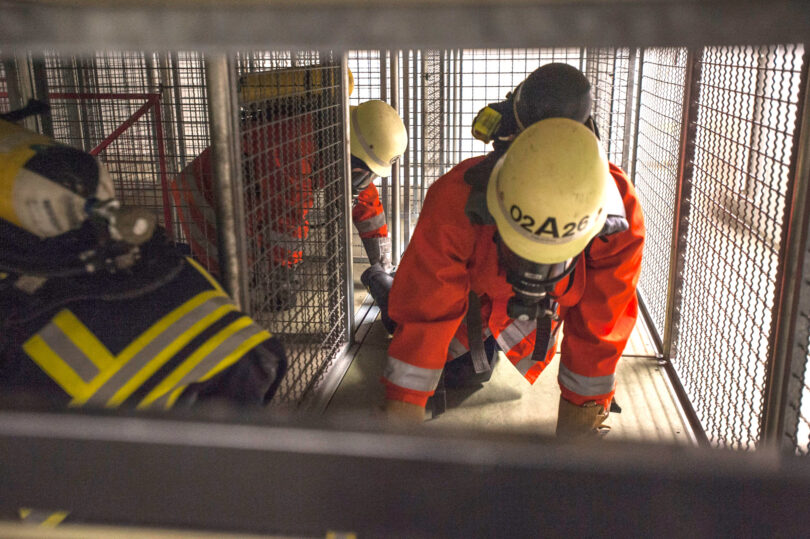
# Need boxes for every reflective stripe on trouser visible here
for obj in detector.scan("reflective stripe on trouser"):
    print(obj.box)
[18,508,69,527]
[355,212,386,234]
[22,290,270,409]
[558,363,615,397]
[384,356,443,392]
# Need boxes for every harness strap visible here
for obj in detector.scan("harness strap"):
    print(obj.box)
[466,291,490,375]
[531,314,552,364]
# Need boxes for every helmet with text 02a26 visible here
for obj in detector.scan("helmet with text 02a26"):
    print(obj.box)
[486,117,611,265]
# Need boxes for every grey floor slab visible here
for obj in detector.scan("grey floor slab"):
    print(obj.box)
[330,269,691,445]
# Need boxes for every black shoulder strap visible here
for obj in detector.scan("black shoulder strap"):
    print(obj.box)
[466,291,490,375]
[463,151,503,226]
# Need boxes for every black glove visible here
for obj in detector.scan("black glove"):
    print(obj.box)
[360,262,396,334]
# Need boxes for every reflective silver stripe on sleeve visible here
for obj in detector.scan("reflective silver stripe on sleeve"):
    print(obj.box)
[558,363,616,396]
[495,318,536,351]
[355,212,387,233]
[87,295,233,404]
[448,337,469,360]
[37,323,100,383]
[383,355,443,392]
[149,318,270,408]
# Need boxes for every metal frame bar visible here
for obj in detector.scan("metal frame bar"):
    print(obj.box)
[342,53,355,343]
[661,48,709,445]
[205,53,248,309]
[390,50,401,265]
[762,49,810,448]
[1,408,809,537]
[3,2,810,51]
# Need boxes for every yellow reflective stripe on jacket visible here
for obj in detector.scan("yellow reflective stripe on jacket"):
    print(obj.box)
[18,508,69,527]
[22,290,235,406]
[139,316,271,409]
[184,255,224,295]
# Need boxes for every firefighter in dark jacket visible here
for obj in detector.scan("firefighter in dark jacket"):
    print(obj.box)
[0,116,287,410]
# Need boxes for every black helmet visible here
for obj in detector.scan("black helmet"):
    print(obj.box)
[512,63,592,129]
[471,63,593,144]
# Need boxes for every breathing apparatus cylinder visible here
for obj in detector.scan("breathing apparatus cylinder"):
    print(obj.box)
[0,119,154,246]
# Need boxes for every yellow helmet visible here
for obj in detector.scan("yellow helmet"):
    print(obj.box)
[350,100,408,177]
[486,118,612,264]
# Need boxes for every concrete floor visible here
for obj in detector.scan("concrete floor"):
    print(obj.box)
[323,269,693,445]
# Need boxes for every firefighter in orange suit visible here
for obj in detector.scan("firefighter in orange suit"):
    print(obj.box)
[172,98,406,310]
[381,64,645,438]
[0,113,287,411]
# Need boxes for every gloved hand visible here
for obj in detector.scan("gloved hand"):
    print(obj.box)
[385,399,425,424]
[361,262,396,334]
[555,396,610,439]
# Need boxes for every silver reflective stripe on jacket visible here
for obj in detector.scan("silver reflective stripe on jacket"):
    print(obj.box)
[355,212,387,234]
[558,363,615,396]
[384,355,443,392]
[495,317,536,352]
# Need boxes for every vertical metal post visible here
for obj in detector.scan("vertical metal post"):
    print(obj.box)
[390,50,401,265]
[661,48,708,445]
[30,54,53,137]
[341,54,355,341]
[762,49,810,449]
[403,50,412,246]
[379,50,389,212]
[621,48,639,176]
[420,51,427,206]
[3,54,38,132]
[205,53,248,310]
[169,52,189,168]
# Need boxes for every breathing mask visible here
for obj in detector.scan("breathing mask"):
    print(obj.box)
[496,234,577,321]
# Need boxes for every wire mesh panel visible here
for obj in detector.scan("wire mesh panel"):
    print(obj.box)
[586,48,636,171]
[634,48,688,346]
[41,51,207,251]
[636,46,807,449]
[236,52,348,406]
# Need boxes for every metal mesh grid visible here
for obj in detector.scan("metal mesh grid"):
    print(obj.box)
[40,52,210,253]
[0,59,8,113]
[586,48,635,171]
[350,49,601,256]
[687,45,804,449]
[236,51,348,406]
[633,48,687,345]
[634,46,807,449]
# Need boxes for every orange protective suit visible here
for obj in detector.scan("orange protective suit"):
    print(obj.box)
[383,155,645,410]
[171,116,386,274]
